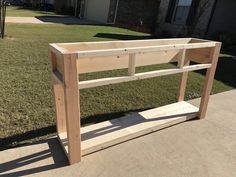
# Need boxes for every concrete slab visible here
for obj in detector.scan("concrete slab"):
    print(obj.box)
[1,90,236,177]
[5,17,102,25]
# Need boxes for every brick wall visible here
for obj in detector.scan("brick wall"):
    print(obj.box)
[54,0,75,15]
[155,0,216,37]
[114,0,161,33]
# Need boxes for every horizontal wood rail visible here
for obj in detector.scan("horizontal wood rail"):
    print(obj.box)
[50,38,221,165]
[79,64,211,89]
[76,42,216,58]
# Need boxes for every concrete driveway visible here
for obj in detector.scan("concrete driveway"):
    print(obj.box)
[0,90,236,177]
[5,17,101,25]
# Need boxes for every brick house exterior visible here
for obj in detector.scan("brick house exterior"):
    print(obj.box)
[156,0,236,37]
[55,0,236,37]
[111,0,161,33]
[156,0,214,37]
[55,0,160,33]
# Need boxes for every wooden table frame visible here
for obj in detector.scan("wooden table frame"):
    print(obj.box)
[49,38,221,165]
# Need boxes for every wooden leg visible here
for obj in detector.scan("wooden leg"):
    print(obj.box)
[128,54,136,76]
[177,49,189,102]
[51,51,67,134]
[63,54,81,164]
[53,80,67,134]
[198,43,221,119]
[177,70,189,101]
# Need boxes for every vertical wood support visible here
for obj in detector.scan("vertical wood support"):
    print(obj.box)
[63,53,81,164]
[177,49,189,101]
[53,81,67,134]
[198,43,221,119]
[128,53,136,76]
[51,51,67,134]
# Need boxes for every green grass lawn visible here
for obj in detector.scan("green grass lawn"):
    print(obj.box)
[0,23,235,150]
[6,5,62,17]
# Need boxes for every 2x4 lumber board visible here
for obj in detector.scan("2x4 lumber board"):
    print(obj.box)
[198,43,221,119]
[58,101,199,156]
[50,43,67,54]
[57,38,192,46]
[50,48,64,76]
[128,54,136,76]
[77,50,180,74]
[177,49,186,68]
[52,79,67,134]
[54,38,192,53]
[76,42,216,58]
[51,52,67,134]
[177,60,190,102]
[63,54,81,164]
[177,49,190,101]
[78,64,211,89]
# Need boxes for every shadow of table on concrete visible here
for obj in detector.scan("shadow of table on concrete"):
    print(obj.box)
[0,137,68,177]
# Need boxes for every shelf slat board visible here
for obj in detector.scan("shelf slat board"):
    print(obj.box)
[79,64,211,89]
[58,101,199,156]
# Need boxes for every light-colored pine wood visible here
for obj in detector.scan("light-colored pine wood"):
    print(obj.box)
[76,42,216,58]
[198,42,222,119]
[177,49,186,68]
[50,43,67,54]
[58,101,199,156]
[49,38,221,165]
[177,49,189,101]
[50,38,216,55]
[63,53,81,164]
[128,54,136,76]
[49,49,64,76]
[52,78,67,134]
[177,62,190,101]
[76,50,179,74]
[79,64,211,89]
[53,38,192,53]
[51,51,67,134]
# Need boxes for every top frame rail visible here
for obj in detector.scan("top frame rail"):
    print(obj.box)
[76,42,217,58]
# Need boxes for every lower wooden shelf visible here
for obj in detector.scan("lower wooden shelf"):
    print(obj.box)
[58,101,199,157]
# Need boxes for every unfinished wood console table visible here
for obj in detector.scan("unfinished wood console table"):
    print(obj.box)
[49,38,221,165]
